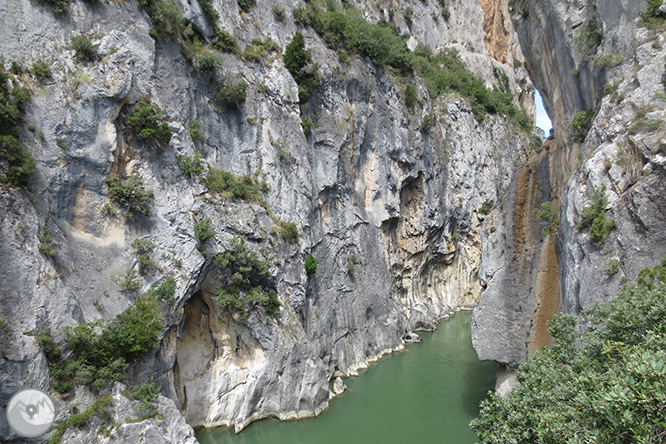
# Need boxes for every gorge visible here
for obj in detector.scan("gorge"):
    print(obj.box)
[0,0,665,442]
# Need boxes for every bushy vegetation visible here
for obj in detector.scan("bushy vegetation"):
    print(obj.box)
[144,276,176,301]
[569,109,594,142]
[35,293,163,396]
[534,201,559,235]
[203,168,267,202]
[244,37,280,63]
[31,59,52,81]
[639,0,666,27]
[478,199,494,215]
[194,217,215,247]
[237,0,255,13]
[575,20,602,53]
[301,115,314,135]
[214,237,280,316]
[71,35,100,63]
[198,0,219,29]
[137,0,185,40]
[47,395,113,444]
[283,32,319,103]
[216,79,247,110]
[36,0,71,15]
[471,258,666,444]
[125,382,161,412]
[293,1,531,129]
[178,153,205,177]
[0,66,35,187]
[38,226,57,258]
[404,83,419,107]
[211,29,240,54]
[578,185,615,247]
[124,99,172,148]
[280,221,299,243]
[131,238,156,275]
[105,174,154,218]
[305,253,317,274]
[273,5,286,23]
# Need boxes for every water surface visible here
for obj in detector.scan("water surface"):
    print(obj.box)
[197,311,497,444]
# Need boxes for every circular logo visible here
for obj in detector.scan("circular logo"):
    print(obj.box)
[6,389,55,437]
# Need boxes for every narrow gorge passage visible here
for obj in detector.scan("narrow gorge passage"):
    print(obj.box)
[196,312,497,444]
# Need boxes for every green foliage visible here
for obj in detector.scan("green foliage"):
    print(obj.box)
[280,221,299,243]
[131,238,155,275]
[71,35,100,63]
[187,120,205,142]
[178,153,205,177]
[534,201,559,235]
[283,32,318,103]
[124,99,172,147]
[478,199,494,215]
[198,0,219,28]
[39,226,57,258]
[404,7,414,28]
[578,185,615,247]
[305,253,317,275]
[347,254,357,276]
[592,53,623,68]
[273,138,291,163]
[203,168,267,202]
[47,396,113,444]
[569,109,594,142]
[237,0,255,13]
[575,20,602,53]
[144,276,176,301]
[639,0,666,27]
[197,50,222,76]
[404,83,419,107]
[273,5,286,23]
[139,0,185,40]
[194,217,215,245]
[244,37,279,63]
[31,59,52,81]
[36,0,72,15]
[125,382,161,412]
[603,258,620,275]
[216,79,247,110]
[471,258,666,444]
[112,267,142,291]
[211,29,239,54]
[105,174,154,218]
[0,66,35,186]
[438,0,450,20]
[420,114,436,132]
[301,115,314,136]
[628,103,658,135]
[214,237,279,316]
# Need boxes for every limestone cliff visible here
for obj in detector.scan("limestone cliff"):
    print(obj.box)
[0,0,534,440]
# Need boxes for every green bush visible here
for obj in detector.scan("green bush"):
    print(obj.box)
[187,120,205,142]
[197,50,221,75]
[203,168,267,202]
[36,0,71,15]
[31,59,52,81]
[438,0,450,20]
[639,0,666,27]
[244,37,280,63]
[125,382,161,411]
[575,20,602,53]
[198,0,219,28]
[237,0,255,13]
[404,83,418,107]
[131,238,155,275]
[301,115,314,136]
[534,201,559,235]
[178,153,205,176]
[273,5,286,23]
[214,237,279,316]
[216,80,247,110]
[305,253,317,274]
[47,395,113,444]
[139,0,185,40]
[283,32,318,103]
[105,174,154,218]
[39,226,57,258]
[0,135,36,186]
[71,35,100,63]
[471,258,666,444]
[211,29,239,54]
[144,276,176,301]
[578,185,615,247]
[280,221,299,243]
[112,267,142,291]
[194,217,215,245]
[569,109,594,142]
[124,99,172,147]
[420,114,436,132]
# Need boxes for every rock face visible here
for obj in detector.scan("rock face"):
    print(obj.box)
[0,0,534,440]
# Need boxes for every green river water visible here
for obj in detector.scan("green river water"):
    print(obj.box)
[196,311,498,444]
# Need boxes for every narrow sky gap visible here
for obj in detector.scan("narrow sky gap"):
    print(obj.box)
[535,89,553,135]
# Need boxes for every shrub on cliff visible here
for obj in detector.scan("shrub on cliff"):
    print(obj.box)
[71,35,100,63]
[305,253,317,274]
[577,185,615,247]
[105,174,154,218]
[125,99,172,148]
[283,32,318,103]
[216,79,248,110]
[471,258,666,443]
[569,109,594,142]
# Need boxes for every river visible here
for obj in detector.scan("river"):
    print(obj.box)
[196,311,497,444]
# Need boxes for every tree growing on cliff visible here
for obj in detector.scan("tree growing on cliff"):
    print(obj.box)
[283,32,318,103]
[471,257,666,443]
